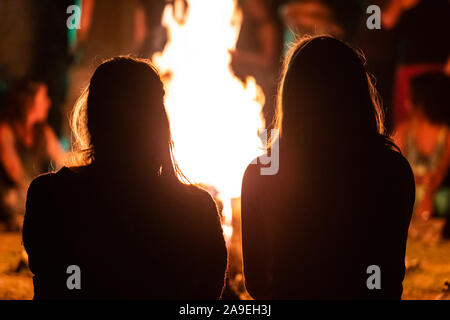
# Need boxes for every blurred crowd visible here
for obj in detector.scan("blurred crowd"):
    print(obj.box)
[0,0,449,238]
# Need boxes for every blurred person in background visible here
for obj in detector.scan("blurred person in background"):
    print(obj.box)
[139,0,167,57]
[357,0,397,133]
[32,0,78,138]
[0,81,65,231]
[281,0,344,40]
[232,0,283,129]
[382,0,450,124]
[394,72,450,239]
[66,0,149,140]
[280,0,363,47]
[322,0,363,43]
[0,0,36,90]
[80,0,148,63]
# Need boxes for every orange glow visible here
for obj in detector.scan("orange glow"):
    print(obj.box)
[152,0,265,241]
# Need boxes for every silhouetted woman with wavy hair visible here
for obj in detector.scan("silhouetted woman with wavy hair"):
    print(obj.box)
[23,57,227,299]
[241,36,415,299]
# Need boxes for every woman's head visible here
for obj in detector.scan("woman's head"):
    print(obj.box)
[2,81,50,124]
[71,57,179,179]
[275,36,386,151]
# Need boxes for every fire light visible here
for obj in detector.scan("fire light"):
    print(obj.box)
[152,0,266,242]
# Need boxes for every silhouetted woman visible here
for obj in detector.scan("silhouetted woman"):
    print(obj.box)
[23,57,227,299]
[241,36,415,299]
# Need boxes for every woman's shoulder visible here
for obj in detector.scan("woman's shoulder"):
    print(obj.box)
[373,146,414,187]
[29,166,85,192]
[175,183,222,227]
[180,184,218,210]
[383,147,412,171]
[243,160,264,183]
[26,171,59,206]
[242,159,275,193]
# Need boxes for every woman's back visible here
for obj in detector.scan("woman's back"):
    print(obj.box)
[241,36,415,299]
[24,166,227,299]
[242,143,414,299]
[22,57,227,299]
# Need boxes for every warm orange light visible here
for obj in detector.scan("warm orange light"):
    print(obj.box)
[152,0,265,242]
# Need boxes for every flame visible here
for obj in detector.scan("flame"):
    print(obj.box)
[152,0,265,241]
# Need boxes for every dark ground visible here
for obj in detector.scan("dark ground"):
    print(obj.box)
[1,218,449,300]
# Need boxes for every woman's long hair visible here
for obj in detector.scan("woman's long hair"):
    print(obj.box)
[69,56,184,182]
[274,35,395,155]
